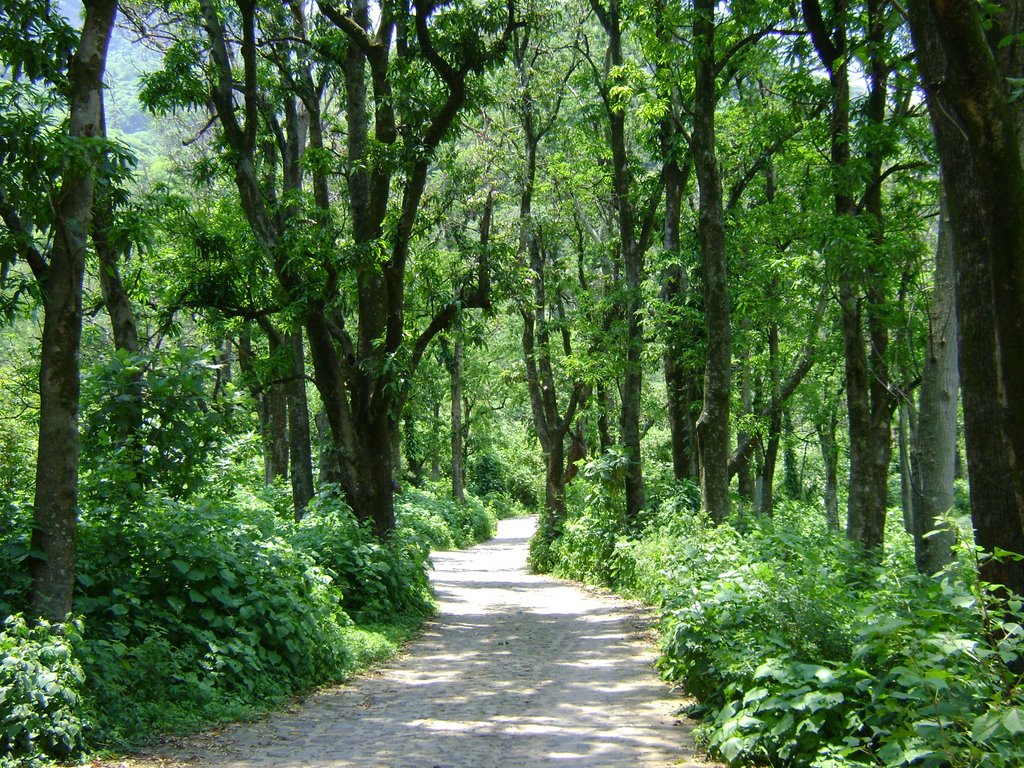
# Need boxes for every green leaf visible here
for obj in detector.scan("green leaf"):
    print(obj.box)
[188,589,208,603]
[1002,708,1024,735]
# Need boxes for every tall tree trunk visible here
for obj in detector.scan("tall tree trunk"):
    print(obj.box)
[736,331,756,502]
[758,322,781,516]
[906,0,1024,597]
[898,402,916,534]
[911,192,958,574]
[591,0,648,521]
[430,400,442,482]
[93,169,141,355]
[29,0,117,623]
[817,403,841,532]
[266,333,290,482]
[662,158,700,484]
[693,0,731,524]
[597,383,613,453]
[805,0,894,556]
[451,334,465,503]
[287,329,314,519]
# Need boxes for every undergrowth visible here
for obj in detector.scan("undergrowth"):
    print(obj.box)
[0,483,493,765]
[536,464,1024,767]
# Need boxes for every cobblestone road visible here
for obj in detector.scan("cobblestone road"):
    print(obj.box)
[131,517,714,767]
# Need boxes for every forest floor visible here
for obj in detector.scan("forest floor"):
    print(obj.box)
[97,516,719,767]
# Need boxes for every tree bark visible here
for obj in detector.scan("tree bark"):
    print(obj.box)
[898,402,916,534]
[451,334,465,503]
[29,0,117,623]
[906,0,1024,596]
[911,193,958,574]
[693,0,732,524]
[287,329,314,519]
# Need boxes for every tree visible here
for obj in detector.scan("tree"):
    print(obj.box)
[586,0,663,522]
[510,5,590,536]
[906,0,1024,596]
[691,0,731,524]
[910,191,957,575]
[138,0,517,536]
[0,0,118,622]
[803,0,926,556]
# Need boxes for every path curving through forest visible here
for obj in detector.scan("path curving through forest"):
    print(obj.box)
[129,517,716,767]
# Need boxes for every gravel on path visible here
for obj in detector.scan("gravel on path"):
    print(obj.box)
[114,516,717,767]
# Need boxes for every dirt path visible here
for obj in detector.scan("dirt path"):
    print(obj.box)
[129,517,714,767]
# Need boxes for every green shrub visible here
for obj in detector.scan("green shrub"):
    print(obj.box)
[396,485,496,551]
[0,616,87,766]
[0,502,30,618]
[74,495,351,746]
[467,450,539,509]
[545,482,1024,767]
[79,346,244,505]
[292,490,435,624]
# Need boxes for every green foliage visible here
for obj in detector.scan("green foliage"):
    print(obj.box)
[396,484,496,552]
[467,449,539,510]
[292,489,436,625]
[0,616,87,766]
[73,495,352,746]
[79,346,242,504]
[543,486,1024,767]
[0,502,30,619]
[534,448,636,584]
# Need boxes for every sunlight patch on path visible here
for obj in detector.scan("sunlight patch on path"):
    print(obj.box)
[131,516,718,767]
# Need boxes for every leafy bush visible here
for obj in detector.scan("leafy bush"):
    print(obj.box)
[291,489,435,624]
[395,484,496,551]
[543,481,1024,767]
[467,450,539,509]
[74,495,352,746]
[0,616,87,766]
[79,346,243,505]
[535,447,635,584]
[0,475,496,755]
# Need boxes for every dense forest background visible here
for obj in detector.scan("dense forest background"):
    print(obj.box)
[1,0,1023,765]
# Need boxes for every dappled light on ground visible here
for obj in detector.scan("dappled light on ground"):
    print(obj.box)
[128,517,717,767]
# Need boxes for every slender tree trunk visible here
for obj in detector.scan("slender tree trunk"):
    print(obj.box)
[597,383,613,453]
[29,0,117,623]
[693,0,731,524]
[898,402,915,534]
[911,193,958,574]
[805,0,893,556]
[430,400,442,482]
[591,0,647,521]
[662,158,700,484]
[736,332,755,502]
[758,322,781,516]
[287,330,314,519]
[817,406,841,532]
[94,207,140,354]
[266,333,289,482]
[451,334,465,503]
